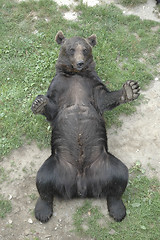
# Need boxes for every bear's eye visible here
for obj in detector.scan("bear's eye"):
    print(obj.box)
[83,48,88,55]
[69,48,75,55]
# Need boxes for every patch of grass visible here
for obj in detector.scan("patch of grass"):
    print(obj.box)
[0,167,8,183]
[29,193,37,201]
[0,194,12,218]
[119,0,147,7]
[22,166,28,173]
[0,0,160,157]
[73,166,160,240]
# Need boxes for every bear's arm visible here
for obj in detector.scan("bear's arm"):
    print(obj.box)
[94,80,140,113]
[42,98,58,121]
[31,94,58,121]
[31,78,59,121]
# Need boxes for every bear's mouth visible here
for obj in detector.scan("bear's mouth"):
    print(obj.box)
[72,64,84,72]
[76,66,83,71]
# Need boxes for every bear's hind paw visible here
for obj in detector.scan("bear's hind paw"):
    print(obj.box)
[107,197,126,222]
[35,198,53,223]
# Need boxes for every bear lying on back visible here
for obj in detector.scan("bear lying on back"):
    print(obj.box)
[32,31,140,223]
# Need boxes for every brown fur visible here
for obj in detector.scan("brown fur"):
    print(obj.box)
[32,31,140,223]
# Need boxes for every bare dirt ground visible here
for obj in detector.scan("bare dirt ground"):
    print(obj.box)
[0,1,160,240]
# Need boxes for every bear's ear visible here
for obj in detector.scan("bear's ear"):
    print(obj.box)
[55,31,65,45]
[87,34,97,47]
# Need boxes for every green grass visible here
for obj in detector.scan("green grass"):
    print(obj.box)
[0,194,12,218]
[0,167,8,183]
[0,0,160,157]
[73,165,160,240]
[119,0,147,7]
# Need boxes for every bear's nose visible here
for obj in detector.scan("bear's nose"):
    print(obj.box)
[77,61,84,69]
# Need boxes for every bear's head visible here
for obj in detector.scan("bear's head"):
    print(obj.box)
[55,31,97,74]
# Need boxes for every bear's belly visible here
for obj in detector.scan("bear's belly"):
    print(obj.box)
[50,104,108,198]
[52,104,107,163]
[54,104,105,138]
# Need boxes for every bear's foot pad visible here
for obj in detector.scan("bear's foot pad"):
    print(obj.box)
[31,95,48,114]
[107,197,126,222]
[122,80,140,102]
[35,198,53,223]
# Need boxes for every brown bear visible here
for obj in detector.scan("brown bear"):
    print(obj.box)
[31,31,140,223]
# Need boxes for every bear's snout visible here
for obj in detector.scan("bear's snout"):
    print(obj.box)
[76,60,84,70]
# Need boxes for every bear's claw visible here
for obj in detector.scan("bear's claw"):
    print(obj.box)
[31,95,48,114]
[122,80,140,102]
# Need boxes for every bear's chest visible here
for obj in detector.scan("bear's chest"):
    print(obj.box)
[53,74,94,108]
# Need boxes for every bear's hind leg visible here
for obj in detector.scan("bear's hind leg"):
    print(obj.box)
[106,153,128,222]
[35,156,55,223]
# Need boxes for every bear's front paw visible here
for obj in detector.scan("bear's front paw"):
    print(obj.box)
[121,80,140,102]
[31,95,48,114]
